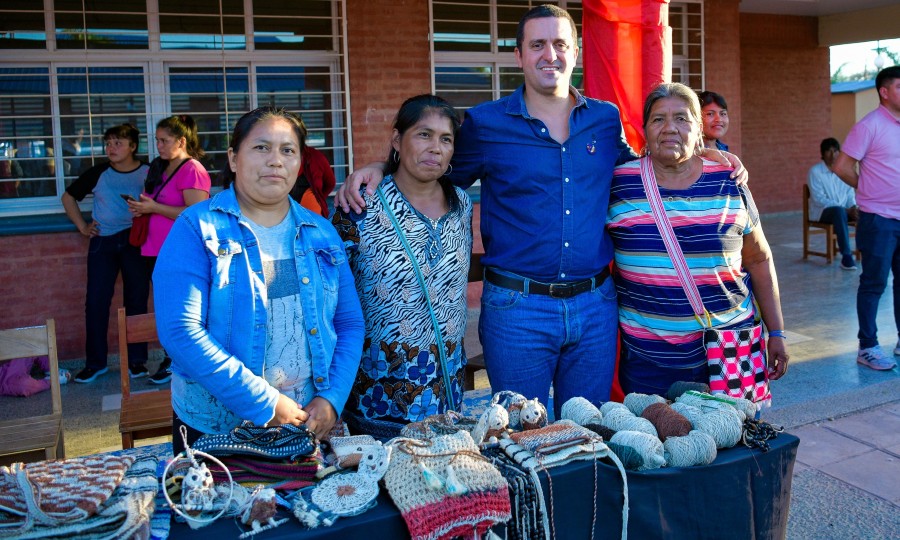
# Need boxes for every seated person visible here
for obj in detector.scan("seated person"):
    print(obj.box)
[808,137,858,270]
[332,95,472,439]
[289,118,336,218]
[153,107,364,454]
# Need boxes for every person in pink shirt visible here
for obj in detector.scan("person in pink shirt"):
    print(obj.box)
[833,66,900,371]
[128,114,212,382]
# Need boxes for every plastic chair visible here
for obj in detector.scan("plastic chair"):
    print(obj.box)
[0,319,65,460]
[117,308,172,449]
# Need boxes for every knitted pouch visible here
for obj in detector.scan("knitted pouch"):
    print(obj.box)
[191,421,317,461]
[384,430,511,540]
[504,420,608,469]
[0,454,134,532]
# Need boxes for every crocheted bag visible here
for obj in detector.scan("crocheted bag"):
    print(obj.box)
[384,430,511,540]
[191,421,317,461]
[0,454,134,531]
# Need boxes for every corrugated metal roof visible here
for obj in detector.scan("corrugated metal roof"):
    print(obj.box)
[831,80,876,94]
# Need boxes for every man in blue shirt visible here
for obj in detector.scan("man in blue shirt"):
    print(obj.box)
[338,5,742,415]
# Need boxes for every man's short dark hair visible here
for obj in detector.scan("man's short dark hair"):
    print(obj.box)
[875,65,900,92]
[820,137,840,158]
[697,91,728,110]
[516,4,578,51]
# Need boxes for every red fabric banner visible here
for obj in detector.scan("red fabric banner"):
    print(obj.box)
[582,0,671,153]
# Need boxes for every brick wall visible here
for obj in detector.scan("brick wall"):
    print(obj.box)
[739,13,831,213]
[346,0,432,168]
[703,0,742,155]
[0,231,142,361]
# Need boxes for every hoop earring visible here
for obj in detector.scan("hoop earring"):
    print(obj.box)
[445,163,452,175]
[392,150,400,163]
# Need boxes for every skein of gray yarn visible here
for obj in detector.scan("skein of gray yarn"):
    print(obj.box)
[671,402,703,428]
[671,401,742,448]
[623,393,666,416]
[666,381,710,401]
[601,407,659,438]
[664,430,717,467]
[560,396,604,426]
[600,401,629,416]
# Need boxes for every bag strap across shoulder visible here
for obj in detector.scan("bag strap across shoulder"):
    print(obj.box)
[151,158,190,201]
[638,156,710,325]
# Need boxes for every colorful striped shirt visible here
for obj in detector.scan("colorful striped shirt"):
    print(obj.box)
[607,159,760,368]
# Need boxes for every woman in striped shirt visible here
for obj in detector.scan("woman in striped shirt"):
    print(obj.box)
[607,83,789,396]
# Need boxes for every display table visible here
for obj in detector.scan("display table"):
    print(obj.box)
[167,432,799,540]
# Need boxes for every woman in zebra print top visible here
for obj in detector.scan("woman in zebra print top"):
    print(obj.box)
[333,95,473,438]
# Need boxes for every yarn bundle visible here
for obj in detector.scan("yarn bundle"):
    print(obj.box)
[640,402,692,441]
[560,396,604,426]
[609,431,666,471]
[600,404,659,438]
[383,430,511,540]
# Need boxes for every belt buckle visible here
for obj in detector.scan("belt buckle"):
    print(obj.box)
[548,283,571,299]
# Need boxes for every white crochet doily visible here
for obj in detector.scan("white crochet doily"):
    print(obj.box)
[310,474,378,516]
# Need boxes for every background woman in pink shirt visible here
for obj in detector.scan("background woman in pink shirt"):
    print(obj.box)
[128,114,211,382]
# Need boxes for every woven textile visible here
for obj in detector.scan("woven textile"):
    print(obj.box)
[191,421,317,461]
[383,430,510,540]
[505,420,607,469]
[207,455,321,491]
[0,455,158,539]
[0,454,134,530]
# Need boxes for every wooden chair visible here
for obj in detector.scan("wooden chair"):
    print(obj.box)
[463,252,486,390]
[802,184,858,264]
[0,319,65,460]
[117,308,172,449]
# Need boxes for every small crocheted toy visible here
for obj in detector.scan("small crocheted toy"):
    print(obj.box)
[472,404,509,445]
[239,487,287,539]
[490,390,527,430]
[519,398,548,430]
[384,430,511,540]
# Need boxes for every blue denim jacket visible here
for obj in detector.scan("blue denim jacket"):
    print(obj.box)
[450,85,637,281]
[154,187,364,433]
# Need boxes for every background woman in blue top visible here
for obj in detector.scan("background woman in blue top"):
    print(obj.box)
[154,107,364,453]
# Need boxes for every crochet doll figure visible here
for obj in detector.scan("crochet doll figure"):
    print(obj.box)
[520,398,549,430]
[357,441,391,481]
[472,403,509,445]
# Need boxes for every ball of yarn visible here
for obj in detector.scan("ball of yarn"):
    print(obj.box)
[583,423,617,441]
[663,430,717,467]
[599,401,628,416]
[607,441,645,470]
[610,431,666,471]
[676,393,745,422]
[601,407,659,438]
[666,381,710,401]
[695,409,743,449]
[623,393,666,416]
[670,402,703,428]
[640,402,692,441]
[561,397,603,426]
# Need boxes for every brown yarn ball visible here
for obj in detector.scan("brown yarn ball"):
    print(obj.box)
[641,402,692,441]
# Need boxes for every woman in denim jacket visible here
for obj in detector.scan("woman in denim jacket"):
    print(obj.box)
[154,107,364,454]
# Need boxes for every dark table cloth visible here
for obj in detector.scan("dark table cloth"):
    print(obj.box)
[168,432,799,540]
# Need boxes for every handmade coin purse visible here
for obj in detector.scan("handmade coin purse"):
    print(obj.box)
[192,421,317,461]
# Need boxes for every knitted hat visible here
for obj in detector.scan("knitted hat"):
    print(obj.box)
[383,430,511,540]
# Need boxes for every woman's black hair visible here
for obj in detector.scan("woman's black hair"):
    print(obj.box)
[145,114,205,193]
[385,94,461,208]
[103,123,140,159]
[697,90,728,110]
[218,106,306,189]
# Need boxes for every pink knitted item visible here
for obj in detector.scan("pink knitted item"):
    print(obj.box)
[0,454,134,527]
[384,430,511,540]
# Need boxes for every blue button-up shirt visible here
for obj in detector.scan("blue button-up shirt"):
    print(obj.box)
[450,85,636,281]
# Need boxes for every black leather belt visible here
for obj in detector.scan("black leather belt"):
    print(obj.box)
[484,267,610,299]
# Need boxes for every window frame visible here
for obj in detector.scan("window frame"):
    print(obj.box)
[0,0,350,218]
